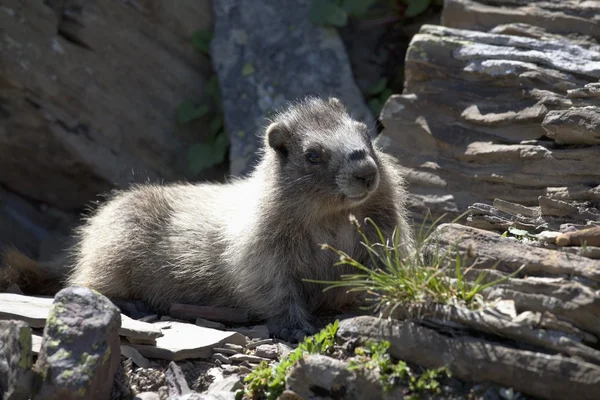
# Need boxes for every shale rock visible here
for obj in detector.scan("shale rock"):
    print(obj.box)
[337,316,600,400]
[285,354,383,400]
[378,19,600,225]
[33,287,121,400]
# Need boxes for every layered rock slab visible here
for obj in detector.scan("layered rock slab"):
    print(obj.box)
[377,22,600,224]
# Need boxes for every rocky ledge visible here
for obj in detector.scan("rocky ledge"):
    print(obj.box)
[1,197,599,400]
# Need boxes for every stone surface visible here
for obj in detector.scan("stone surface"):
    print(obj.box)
[196,318,226,330]
[285,354,382,400]
[337,316,600,400]
[442,0,600,39]
[131,321,246,361]
[165,361,191,398]
[206,374,242,393]
[378,21,600,226]
[133,392,160,400]
[0,320,33,400]
[0,293,163,340]
[0,0,218,257]
[228,354,270,364]
[467,196,600,235]
[254,344,278,360]
[229,325,269,340]
[120,345,150,368]
[33,287,121,400]
[210,0,375,176]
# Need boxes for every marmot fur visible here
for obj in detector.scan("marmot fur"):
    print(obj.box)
[3,97,413,339]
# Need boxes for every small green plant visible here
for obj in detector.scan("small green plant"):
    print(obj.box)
[306,212,523,316]
[349,340,451,397]
[242,320,339,400]
[177,29,229,175]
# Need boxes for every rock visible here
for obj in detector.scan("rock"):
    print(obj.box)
[169,304,250,324]
[228,354,270,364]
[254,344,278,360]
[384,303,600,365]
[165,361,191,397]
[0,293,163,341]
[210,0,375,176]
[378,21,600,226]
[33,287,121,400]
[337,316,600,400]
[556,227,600,247]
[0,320,33,400]
[31,332,43,355]
[131,321,246,361]
[285,354,383,400]
[211,348,238,356]
[0,0,219,256]
[278,390,303,400]
[442,0,600,39]
[133,392,160,400]
[277,343,294,360]
[120,345,150,368]
[212,353,231,364]
[206,374,242,393]
[222,344,244,353]
[196,318,226,330]
[220,365,239,375]
[245,338,273,349]
[5,284,23,295]
[229,325,269,340]
[429,223,600,282]
[542,107,600,145]
[0,186,75,263]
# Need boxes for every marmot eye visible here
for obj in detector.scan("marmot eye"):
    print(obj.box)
[305,150,322,164]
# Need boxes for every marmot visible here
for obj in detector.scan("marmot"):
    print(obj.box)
[3,97,413,340]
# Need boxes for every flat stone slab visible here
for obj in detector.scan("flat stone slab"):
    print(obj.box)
[0,293,162,340]
[130,321,247,361]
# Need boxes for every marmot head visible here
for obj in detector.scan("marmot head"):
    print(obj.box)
[263,96,381,212]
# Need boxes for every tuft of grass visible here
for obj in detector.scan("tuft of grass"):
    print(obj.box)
[349,339,451,398]
[306,212,523,317]
[240,320,339,400]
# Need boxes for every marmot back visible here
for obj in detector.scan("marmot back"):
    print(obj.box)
[33,97,415,340]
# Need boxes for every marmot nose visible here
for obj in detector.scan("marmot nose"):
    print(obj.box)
[353,164,378,190]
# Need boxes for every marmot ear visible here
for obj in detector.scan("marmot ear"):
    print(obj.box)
[266,122,291,158]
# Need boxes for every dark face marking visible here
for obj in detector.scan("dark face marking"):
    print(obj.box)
[265,97,380,211]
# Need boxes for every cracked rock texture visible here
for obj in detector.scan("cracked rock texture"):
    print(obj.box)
[377,0,600,225]
[33,287,121,400]
[0,0,215,259]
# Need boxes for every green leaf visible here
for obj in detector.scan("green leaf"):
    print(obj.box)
[186,133,229,174]
[343,0,378,17]
[191,30,213,55]
[308,0,348,27]
[176,102,209,125]
[405,0,432,18]
[367,77,388,95]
